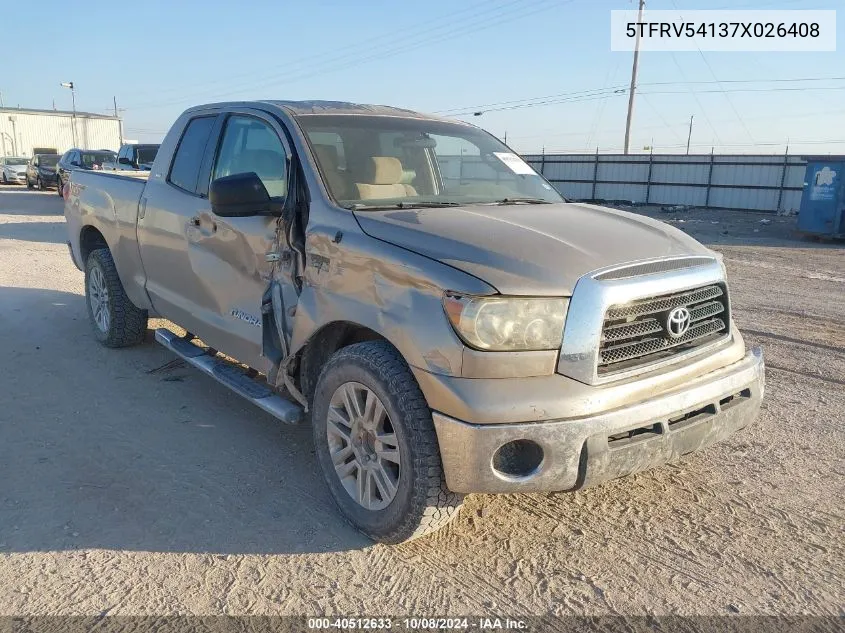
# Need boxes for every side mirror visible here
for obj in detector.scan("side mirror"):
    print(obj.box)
[209,172,283,217]
[118,156,133,166]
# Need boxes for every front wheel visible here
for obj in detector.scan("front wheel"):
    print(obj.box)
[312,341,463,543]
[26,178,33,190]
[57,176,64,196]
[85,248,148,347]
[36,176,44,191]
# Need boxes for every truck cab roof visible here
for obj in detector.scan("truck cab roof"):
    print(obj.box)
[183,100,456,124]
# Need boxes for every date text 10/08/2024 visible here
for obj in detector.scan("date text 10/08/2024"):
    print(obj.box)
[307,617,528,630]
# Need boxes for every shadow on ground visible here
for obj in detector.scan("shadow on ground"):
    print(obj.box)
[0,286,369,555]
[0,221,67,244]
[0,187,64,216]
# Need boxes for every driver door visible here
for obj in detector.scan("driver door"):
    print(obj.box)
[185,108,295,373]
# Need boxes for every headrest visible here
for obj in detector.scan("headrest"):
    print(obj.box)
[367,156,403,185]
[313,144,339,169]
[399,169,416,185]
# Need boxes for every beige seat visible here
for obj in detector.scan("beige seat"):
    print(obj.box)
[355,157,418,200]
[313,144,350,200]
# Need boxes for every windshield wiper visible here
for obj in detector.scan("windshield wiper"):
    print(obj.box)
[346,201,462,211]
[492,197,554,205]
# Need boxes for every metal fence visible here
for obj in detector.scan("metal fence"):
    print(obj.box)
[522,153,808,213]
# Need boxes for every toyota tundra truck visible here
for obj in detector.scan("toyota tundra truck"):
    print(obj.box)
[63,100,764,543]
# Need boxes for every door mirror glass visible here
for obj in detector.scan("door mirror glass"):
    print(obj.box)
[210,172,283,217]
[118,156,133,166]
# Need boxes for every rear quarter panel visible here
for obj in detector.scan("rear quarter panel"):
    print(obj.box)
[66,170,153,311]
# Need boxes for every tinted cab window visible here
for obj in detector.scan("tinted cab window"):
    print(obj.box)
[169,116,216,194]
[212,115,287,198]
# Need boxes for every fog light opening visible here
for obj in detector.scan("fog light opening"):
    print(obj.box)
[492,439,544,480]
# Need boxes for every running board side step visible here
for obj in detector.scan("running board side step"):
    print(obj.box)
[154,328,303,424]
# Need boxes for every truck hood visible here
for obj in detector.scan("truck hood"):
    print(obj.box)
[354,202,712,295]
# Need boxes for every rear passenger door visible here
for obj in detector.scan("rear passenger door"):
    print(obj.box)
[136,113,220,338]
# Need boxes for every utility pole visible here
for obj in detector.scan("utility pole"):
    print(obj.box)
[114,96,124,146]
[686,115,694,155]
[61,82,77,147]
[623,0,645,155]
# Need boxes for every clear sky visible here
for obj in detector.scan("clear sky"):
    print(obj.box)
[3,0,844,155]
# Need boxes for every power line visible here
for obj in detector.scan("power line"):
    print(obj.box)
[128,0,567,112]
[434,75,845,116]
[442,80,845,117]
[669,0,755,145]
[129,0,516,102]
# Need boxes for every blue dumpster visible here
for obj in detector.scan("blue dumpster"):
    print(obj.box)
[798,158,845,238]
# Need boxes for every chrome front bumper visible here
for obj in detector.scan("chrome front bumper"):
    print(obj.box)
[433,347,764,494]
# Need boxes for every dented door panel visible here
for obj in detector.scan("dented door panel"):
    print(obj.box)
[185,213,279,372]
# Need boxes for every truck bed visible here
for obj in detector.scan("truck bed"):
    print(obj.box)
[65,169,151,310]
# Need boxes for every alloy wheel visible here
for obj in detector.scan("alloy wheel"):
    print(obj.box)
[88,265,110,333]
[326,382,401,511]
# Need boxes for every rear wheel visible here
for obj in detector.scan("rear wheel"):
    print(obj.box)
[2,172,7,184]
[312,341,463,543]
[85,248,148,348]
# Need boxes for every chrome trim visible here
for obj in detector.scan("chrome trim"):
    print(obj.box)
[558,257,726,385]
[593,256,714,281]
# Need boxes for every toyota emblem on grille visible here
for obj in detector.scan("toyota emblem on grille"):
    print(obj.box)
[665,306,692,339]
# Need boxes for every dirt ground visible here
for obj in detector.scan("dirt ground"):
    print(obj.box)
[0,186,842,618]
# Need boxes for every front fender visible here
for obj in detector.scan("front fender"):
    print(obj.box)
[290,219,494,377]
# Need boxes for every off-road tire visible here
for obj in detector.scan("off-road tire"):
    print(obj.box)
[312,341,463,543]
[85,248,148,348]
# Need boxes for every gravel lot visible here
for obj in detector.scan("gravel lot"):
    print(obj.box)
[0,185,842,618]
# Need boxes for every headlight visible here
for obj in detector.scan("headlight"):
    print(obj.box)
[443,293,568,351]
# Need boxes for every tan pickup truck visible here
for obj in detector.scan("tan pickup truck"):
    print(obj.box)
[64,100,764,543]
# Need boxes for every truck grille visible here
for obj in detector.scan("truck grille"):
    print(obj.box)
[598,284,729,375]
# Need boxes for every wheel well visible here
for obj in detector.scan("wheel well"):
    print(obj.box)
[297,322,387,403]
[79,226,109,264]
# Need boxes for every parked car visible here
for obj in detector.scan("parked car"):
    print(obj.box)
[1,156,29,184]
[102,144,160,171]
[64,100,764,543]
[57,149,118,195]
[26,153,60,190]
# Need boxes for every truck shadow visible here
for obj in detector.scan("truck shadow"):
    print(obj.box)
[0,287,371,555]
[0,221,68,244]
[0,188,65,216]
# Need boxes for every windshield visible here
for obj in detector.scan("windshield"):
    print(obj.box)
[296,115,563,208]
[136,146,159,164]
[39,155,59,166]
[81,152,116,167]
[4,157,28,166]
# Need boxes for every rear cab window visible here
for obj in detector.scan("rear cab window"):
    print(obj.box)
[168,116,216,195]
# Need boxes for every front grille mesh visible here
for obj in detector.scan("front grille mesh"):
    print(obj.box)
[599,284,729,374]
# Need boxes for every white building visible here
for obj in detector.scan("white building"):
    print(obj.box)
[0,107,122,158]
